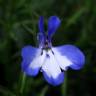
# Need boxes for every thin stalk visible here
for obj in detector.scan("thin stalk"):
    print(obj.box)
[19,73,26,94]
[62,71,67,96]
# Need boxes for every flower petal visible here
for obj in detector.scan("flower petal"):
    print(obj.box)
[21,60,39,76]
[43,71,64,86]
[42,51,64,86]
[21,45,38,60]
[21,46,46,76]
[29,50,46,70]
[48,16,61,37]
[53,45,85,70]
[38,16,44,33]
[52,48,73,70]
[38,16,45,47]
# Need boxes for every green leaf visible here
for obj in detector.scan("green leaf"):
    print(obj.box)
[65,7,87,29]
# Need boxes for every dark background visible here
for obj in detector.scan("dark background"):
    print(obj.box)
[0,0,96,96]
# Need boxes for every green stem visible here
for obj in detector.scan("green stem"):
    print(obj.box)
[19,73,26,94]
[62,71,67,96]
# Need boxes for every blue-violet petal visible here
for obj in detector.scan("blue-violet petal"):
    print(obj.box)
[48,16,61,37]
[54,45,85,70]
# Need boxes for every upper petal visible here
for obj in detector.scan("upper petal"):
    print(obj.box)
[38,16,45,47]
[38,16,44,33]
[37,32,45,48]
[42,51,64,86]
[48,16,61,37]
[53,45,85,70]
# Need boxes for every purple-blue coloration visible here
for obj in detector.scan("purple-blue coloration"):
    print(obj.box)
[38,16,45,33]
[55,45,85,70]
[21,16,85,86]
[43,71,64,86]
[22,60,39,76]
[48,16,61,37]
[21,46,39,76]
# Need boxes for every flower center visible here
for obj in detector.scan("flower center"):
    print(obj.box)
[44,39,50,49]
[42,35,51,51]
[40,35,52,55]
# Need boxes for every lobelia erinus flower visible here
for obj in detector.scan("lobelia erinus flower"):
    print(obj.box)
[21,16,85,86]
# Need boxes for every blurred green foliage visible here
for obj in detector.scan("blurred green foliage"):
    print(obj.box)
[0,0,96,96]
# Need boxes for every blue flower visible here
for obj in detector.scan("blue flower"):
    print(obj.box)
[21,16,85,86]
